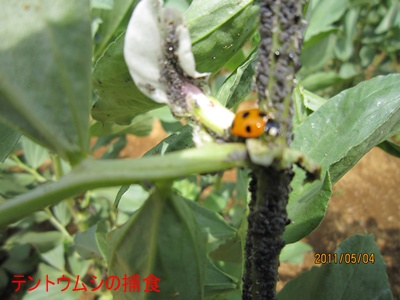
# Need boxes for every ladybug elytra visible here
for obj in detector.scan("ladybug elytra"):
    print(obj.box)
[230,109,279,138]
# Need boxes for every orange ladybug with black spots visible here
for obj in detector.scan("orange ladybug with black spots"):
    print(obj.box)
[230,109,279,138]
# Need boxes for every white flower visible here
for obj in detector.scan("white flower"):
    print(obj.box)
[124,0,208,105]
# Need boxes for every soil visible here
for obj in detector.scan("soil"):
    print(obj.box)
[278,147,400,298]
[121,120,400,298]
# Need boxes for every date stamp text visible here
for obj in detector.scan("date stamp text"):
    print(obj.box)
[314,253,375,265]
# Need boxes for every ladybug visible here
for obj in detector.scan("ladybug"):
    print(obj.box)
[230,109,279,138]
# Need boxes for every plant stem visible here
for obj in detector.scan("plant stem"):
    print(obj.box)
[0,143,247,227]
[243,0,304,298]
[45,207,74,242]
[52,154,64,179]
[246,167,293,299]
[11,154,47,183]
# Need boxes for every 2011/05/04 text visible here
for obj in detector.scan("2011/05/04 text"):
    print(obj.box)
[314,253,375,264]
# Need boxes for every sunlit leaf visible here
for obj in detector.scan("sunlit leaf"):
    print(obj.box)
[186,0,259,74]
[294,74,400,183]
[217,50,257,108]
[286,74,400,243]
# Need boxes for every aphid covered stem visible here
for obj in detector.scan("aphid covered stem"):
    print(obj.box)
[256,0,304,146]
[243,0,305,299]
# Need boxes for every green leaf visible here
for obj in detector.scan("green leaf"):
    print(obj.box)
[90,114,154,137]
[184,198,237,241]
[235,168,250,204]
[107,188,206,300]
[91,135,115,152]
[92,0,258,124]
[204,258,238,296]
[205,289,242,300]
[186,0,259,74]
[6,231,64,253]
[173,176,201,200]
[0,1,92,165]
[279,241,312,264]
[217,50,257,108]
[301,32,337,74]
[92,0,139,57]
[2,244,39,274]
[21,136,49,170]
[100,135,127,159]
[147,106,179,123]
[0,268,8,291]
[95,219,109,259]
[300,71,343,92]
[305,0,349,40]
[284,169,332,244]
[41,243,65,271]
[293,85,327,130]
[148,106,182,134]
[8,211,50,229]
[278,235,393,300]
[115,184,150,213]
[286,74,400,243]
[293,85,309,130]
[209,237,242,263]
[23,263,81,300]
[91,0,114,10]
[203,182,235,213]
[359,46,376,67]
[185,0,252,42]
[334,8,359,61]
[68,254,91,279]
[92,33,164,125]
[0,123,20,163]
[74,225,104,259]
[52,200,72,226]
[0,172,36,198]
[114,184,130,208]
[303,89,327,111]
[293,74,400,183]
[144,124,194,156]
[338,62,358,79]
[375,0,400,34]
[377,139,400,158]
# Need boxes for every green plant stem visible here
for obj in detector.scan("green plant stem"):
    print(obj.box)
[52,154,64,179]
[11,154,47,182]
[0,143,247,227]
[44,207,74,242]
[51,154,82,229]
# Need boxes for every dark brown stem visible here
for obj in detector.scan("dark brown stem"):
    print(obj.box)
[242,0,304,299]
[243,167,293,299]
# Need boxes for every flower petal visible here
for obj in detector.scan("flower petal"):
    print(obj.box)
[124,0,168,103]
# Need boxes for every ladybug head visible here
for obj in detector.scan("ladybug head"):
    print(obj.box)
[265,119,280,137]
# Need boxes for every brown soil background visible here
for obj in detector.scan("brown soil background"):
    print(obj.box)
[278,147,400,297]
[120,120,400,298]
